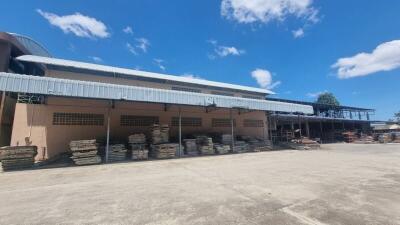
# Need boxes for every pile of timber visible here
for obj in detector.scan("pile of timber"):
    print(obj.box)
[183,139,198,156]
[378,133,391,143]
[288,137,320,150]
[342,132,357,143]
[354,135,375,144]
[151,143,179,159]
[214,144,230,154]
[221,134,233,145]
[240,136,272,151]
[196,136,214,155]
[233,141,250,153]
[69,140,101,165]
[129,133,148,160]
[392,132,400,143]
[108,144,128,162]
[151,124,169,144]
[0,146,37,171]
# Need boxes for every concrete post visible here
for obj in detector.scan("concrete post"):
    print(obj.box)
[105,109,110,163]
[230,109,235,151]
[178,107,182,157]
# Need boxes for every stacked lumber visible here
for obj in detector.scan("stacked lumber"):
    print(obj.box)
[214,144,230,154]
[151,124,169,144]
[183,139,198,156]
[129,133,148,160]
[241,136,272,151]
[0,146,37,171]
[342,132,357,143]
[354,135,374,144]
[378,133,391,143]
[233,141,250,153]
[108,144,127,162]
[221,134,233,145]
[151,143,179,159]
[196,136,214,155]
[392,132,400,143]
[69,140,101,165]
[288,137,320,150]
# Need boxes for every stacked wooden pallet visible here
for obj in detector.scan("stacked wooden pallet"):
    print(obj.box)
[108,144,127,162]
[288,138,320,150]
[0,146,37,171]
[196,136,214,155]
[69,140,101,165]
[233,141,250,153]
[183,139,198,156]
[214,144,230,154]
[378,133,391,143]
[354,135,375,144]
[129,133,148,160]
[151,124,169,144]
[151,143,179,159]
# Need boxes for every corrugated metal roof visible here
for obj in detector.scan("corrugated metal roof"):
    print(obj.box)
[16,55,273,95]
[0,72,313,114]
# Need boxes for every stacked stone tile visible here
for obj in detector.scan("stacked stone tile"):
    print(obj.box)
[151,124,169,144]
[183,139,198,156]
[221,134,233,145]
[214,144,230,154]
[233,141,250,153]
[129,133,148,160]
[196,136,214,155]
[69,140,101,165]
[0,146,37,171]
[108,144,128,162]
[151,143,179,159]
[392,132,400,143]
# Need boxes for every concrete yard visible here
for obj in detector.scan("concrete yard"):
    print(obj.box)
[1,143,400,225]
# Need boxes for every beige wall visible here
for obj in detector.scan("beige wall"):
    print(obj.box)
[46,70,264,99]
[11,97,267,160]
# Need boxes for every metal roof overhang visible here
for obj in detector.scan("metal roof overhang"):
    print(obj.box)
[0,72,313,114]
[15,55,273,95]
[270,114,371,122]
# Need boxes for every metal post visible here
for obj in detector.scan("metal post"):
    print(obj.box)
[230,109,234,151]
[305,120,310,138]
[178,107,182,157]
[319,121,323,140]
[105,109,110,163]
[298,115,302,138]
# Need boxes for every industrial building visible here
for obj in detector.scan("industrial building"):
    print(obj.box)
[0,32,315,163]
[0,32,378,166]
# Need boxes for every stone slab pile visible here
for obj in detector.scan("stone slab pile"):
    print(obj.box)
[0,146,37,171]
[151,124,169,144]
[151,143,179,159]
[214,144,230,154]
[108,144,128,162]
[233,141,250,153]
[196,136,214,155]
[128,133,148,160]
[183,139,198,156]
[69,139,101,165]
[221,134,233,145]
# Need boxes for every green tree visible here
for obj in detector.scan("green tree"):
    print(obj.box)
[395,111,400,122]
[316,92,340,106]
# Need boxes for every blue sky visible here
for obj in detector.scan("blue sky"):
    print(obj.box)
[1,0,399,120]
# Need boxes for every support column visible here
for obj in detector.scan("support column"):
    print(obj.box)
[298,115,302,138]
[230,109,235,151]
[178,107,182,157]
[319,121,323,140]
[105,108,110,163]
[305,120,310,138]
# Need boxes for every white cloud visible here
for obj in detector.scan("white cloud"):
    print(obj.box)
[136,38,150,53]
[251,68,281,89]
[123,26,133,34]
[208,40,244,58]
[221,0,319,24]
[332,40,400,79]
[306,90,328,98]
[37,9,109,39]
[292,28,304,38]
[88,56,103,63]
[153,59,166,71]
[126,42,137,55]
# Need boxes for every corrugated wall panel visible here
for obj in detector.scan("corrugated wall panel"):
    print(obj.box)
[0,72,313,114]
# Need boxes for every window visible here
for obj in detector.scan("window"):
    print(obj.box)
[171,117,202,127]
[243,119,264,127]
[212,118,236,127]
[211,91,234,97]
[53,113,104,126]
[120,115,159,127]
[171,86,201,93]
